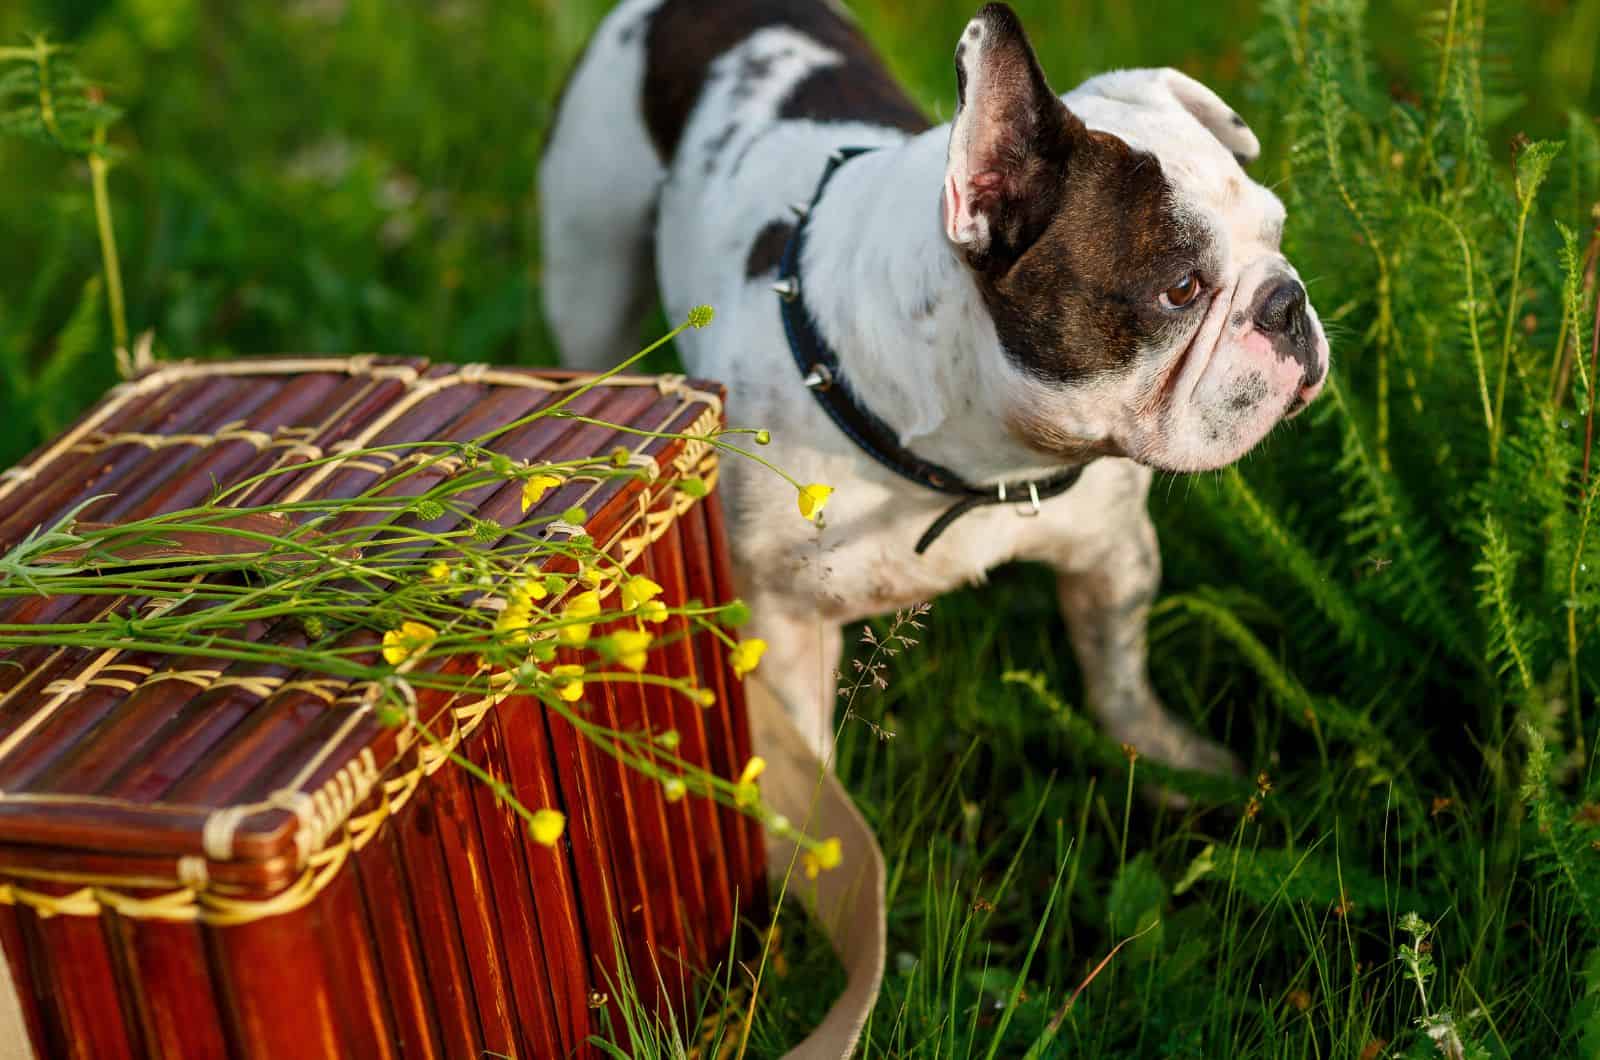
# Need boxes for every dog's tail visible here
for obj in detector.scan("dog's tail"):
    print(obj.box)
[539,0,669,371]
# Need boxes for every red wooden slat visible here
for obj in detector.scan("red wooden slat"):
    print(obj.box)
[353,823,447,1060]
[110,915,230,1057]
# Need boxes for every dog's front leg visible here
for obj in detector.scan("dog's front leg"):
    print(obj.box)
[1053,512,1241,779]
[744,601,846,763]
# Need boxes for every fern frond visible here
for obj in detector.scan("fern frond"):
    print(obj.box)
[1323,377,1474,661]
[1416,203,1495,440]
[1213,467,1391,661]
[1474,512,1535,697]
[1159,591,1376,744]
[1520,724,1600,935]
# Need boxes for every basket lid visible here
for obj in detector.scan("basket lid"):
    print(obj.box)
[0,357,726,914]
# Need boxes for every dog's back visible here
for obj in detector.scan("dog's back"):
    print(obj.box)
[539,0,927,370]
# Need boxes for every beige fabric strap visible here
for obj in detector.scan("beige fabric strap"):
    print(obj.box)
[0,943,32,1060]
[748,679,885,1060]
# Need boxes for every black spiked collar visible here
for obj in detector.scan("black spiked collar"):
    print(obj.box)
[774,146,1090,555]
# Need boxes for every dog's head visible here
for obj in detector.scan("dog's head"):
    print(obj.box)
[943,3,1328,472]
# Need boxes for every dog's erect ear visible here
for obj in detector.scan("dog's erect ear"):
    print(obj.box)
[1072,68,1261,166]
[943,3,1082,270]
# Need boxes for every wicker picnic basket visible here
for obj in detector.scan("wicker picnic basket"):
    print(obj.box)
[0,357,768,1059]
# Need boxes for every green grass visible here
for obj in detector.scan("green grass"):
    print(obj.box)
[5,0,1600,1058]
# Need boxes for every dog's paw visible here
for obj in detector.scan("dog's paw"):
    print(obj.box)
[1165,731,1243,778]
[1103,699,1242,808]
[1111,711,1239,772]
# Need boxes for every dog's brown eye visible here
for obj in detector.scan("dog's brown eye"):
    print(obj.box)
[1160,273,1201,309]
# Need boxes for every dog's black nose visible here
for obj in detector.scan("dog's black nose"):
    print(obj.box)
[1254,278,1307,335]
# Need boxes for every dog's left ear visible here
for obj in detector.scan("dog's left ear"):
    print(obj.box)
[1072,68,1261,166]
[943,3,1082,271]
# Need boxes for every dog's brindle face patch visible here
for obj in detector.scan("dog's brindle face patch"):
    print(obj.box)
[945,5,1211,386]
[642,0,929,165]
[978,132,1211,385]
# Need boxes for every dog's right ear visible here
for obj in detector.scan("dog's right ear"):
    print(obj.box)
[1072,68,1261,166]
[943,3,1082,272]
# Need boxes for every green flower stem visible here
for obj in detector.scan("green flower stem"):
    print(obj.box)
[1569,479,1598,758]
[473,312,701,448]
[89,123,127,354]
[30,36,60,141]
[544,413,817,491]
[398,685,775,828]
[692,616,741,651]
[1492,190,1535,463]
[708,441,805,491]
[1419,204,1494,440]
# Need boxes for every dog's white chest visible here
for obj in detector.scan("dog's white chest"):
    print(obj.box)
[716,450,1153,625]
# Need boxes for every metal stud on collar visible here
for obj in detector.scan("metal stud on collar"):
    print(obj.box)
[772,277,800,302]
[788,202,809,219]
[802,364,834,390]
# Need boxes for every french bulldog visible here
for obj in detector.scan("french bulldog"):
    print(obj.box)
[540,0,1329,774]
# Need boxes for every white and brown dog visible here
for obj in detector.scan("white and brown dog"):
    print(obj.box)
[540,1,1329,773]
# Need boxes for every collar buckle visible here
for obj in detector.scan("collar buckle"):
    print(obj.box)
[997,480,1044,516]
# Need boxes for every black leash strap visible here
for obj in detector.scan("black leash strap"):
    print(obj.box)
[775,147,1089,555]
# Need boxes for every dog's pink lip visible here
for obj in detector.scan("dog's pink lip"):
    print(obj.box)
[1287,365,1327,417]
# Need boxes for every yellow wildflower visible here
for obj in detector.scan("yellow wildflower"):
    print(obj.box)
[639,599,668,624]
[621,575,664,611]
[520,473,564,514]
[529,808,566,847]
[729,638,767,679]
[695,688,717,708]
[551,663,585,702]
[611,629,653,672]
[496,590,535,644]
[662,777,686,802]
[738,756,767,785]
[381,621,436,666]
[426,560,451,582]
[797,483,833,522]
[802,837,843,879]
[558,590,602,647]
[735,755,766,807]
[519,576,549,601]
